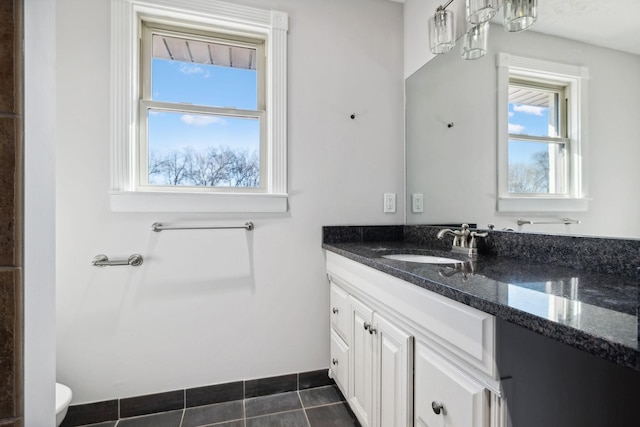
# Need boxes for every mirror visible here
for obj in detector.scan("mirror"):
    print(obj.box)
[405,4,640,239]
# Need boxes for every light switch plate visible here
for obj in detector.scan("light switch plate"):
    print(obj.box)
[412,193,424,213]
[384,193,396,213]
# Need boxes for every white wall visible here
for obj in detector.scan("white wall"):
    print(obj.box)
[56,0,404,404]
[25,0,57,424]
[405,26,640,238]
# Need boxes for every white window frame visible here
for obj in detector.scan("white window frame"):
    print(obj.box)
[496,53,590,213]
[507,79,568,195]
[110,0,288,212]
[139,23,267,191]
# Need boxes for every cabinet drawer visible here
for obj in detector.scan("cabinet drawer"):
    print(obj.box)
[330,281,350,342]
[330,329,349,395]
[415,342,488,427]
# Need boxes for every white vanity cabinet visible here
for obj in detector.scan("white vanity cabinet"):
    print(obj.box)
[326,252,503,427]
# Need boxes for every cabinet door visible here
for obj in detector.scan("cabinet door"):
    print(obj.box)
[349,296,374,427]
[330,282,350,342]
[415,342,488,427]
[330,329,349,396]
[374,313,413,427]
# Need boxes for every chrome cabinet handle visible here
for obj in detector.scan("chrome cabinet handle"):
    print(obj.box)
[332,358,338,366]
[332,307,339,314]
[432,401,445,415]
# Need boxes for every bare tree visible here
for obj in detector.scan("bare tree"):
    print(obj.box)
[230,150,260,187]
[148,146,260,188]
[508,151,549,193]
[149,150,189,185]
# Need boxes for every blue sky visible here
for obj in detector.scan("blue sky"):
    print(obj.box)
[148,59,259,156]
[508,101,553,164]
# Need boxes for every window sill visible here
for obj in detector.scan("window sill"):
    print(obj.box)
[110,191,288,213]
[498,197,589,213]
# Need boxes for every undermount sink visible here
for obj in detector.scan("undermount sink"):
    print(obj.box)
[382,254,463,264]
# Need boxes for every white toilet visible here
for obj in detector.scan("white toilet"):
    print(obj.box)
[56,383,72,426]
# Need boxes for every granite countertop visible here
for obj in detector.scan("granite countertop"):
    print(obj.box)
[323,240,640,371]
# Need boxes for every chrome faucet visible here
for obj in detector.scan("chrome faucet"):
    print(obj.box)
[437,224,488,257]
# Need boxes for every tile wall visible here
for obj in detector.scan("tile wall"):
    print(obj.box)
[0,1,23,426]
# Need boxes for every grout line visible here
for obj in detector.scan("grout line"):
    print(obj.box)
[242,395,246,421]
[178,408,186,427]
[197,416,245,427]
[298,390,313,427]
[244,408,307,421]
[303,400,347,410]
[296,389,304,408]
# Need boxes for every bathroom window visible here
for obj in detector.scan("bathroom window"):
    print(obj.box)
[507,79,568,195]
[496,54,589,212]
[110,0,288,212]
[140,23,265,191]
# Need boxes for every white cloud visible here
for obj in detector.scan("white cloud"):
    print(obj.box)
[513,104,545,116]
[509,123,525,133]
[181,115,226,127]
[179,63,210,78]
[508,112,514,117]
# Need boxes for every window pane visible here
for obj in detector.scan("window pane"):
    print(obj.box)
[508,140,566,194]
[151,34,258,109]
[147,110,260,188]
[508,85,559,137]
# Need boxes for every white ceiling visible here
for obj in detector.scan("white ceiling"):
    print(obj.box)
[531,0,640,55]
[389,0,640,55]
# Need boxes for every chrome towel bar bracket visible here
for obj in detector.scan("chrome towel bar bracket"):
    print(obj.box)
[92,254,143,267]
[151,222,254,232]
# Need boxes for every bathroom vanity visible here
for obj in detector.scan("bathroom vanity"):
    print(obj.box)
[323,225,640,427]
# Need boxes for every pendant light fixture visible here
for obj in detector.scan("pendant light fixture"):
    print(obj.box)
[503,0,538,32]
[429,0,538,60]
[461,22,489,60]
[429,2,456,54]
[466,0,498,25]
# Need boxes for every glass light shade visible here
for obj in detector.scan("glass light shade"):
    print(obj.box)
[466,0,498,25]
[461,22,489,60]
[503,0,537,32]
[429,9,455,54]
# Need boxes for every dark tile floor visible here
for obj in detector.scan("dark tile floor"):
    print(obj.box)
[72,385,361,427]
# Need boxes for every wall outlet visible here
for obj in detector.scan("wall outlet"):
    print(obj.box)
[412,193,424,213]
[384,193,396,213]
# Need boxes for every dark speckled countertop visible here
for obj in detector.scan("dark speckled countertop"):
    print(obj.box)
[322,225,640,371]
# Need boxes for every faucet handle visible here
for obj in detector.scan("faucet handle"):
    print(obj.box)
[469,231,488,248]
[470,231,488,238]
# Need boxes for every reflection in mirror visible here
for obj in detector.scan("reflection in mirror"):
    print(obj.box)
[406,20,640,239]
